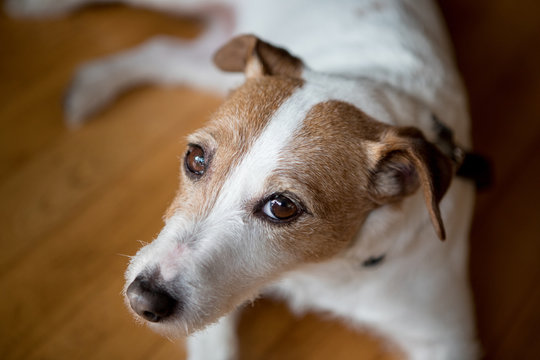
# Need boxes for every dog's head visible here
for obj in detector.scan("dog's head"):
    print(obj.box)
[124,35,453,337]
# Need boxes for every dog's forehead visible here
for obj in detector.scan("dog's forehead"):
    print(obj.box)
[211,78,330,202]
[184,77,385,213]
[200,77,302,143]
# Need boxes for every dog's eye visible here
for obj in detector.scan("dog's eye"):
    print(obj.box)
[185,145,206,176]
[262,195,300,222]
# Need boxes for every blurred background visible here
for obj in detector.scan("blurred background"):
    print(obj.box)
[0,0,539,359]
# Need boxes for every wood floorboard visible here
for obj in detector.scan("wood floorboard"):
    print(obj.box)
[469,143,540,358]
[0,89,213,273]
[1,102,202,358]
[494,285,540,360]
[1,2,539,360]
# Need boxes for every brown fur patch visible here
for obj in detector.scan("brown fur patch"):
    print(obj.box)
[263,100,389,261]
[164,76,303,220]
[213,34,303,78]
[377,127,453,240]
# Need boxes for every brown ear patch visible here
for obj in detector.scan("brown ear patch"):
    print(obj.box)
[213,34,303,78]
[370,127,454,240]
[213,35,257,73]
[255,39,303,78]
[369,150,421,203]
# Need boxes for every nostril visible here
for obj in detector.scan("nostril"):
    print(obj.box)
[143,310,159,322]
[126,275,178,323]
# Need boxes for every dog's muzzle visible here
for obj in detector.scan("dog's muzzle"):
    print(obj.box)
[126,275,179,323]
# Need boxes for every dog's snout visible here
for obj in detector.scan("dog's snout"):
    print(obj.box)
[126,275,178,323]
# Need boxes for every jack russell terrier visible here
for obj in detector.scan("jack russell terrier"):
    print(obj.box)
[7,0,484,358]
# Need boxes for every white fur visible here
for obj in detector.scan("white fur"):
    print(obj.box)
[8,0,479,359]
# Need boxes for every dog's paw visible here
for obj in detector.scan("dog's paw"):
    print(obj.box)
[4,0,78,18]
[64,60,120,127]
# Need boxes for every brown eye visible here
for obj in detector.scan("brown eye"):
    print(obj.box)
[185,145,206,176]
[262,194,301,222]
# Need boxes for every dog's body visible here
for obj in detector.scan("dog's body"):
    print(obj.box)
[8,0,479,359]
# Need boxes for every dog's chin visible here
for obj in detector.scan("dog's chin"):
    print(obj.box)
[127,310,193,339]
[142,313,237,340]
[145,319,190,339]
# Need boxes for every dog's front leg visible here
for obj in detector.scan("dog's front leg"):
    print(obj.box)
[186,310,240,360]
[64,34,238,126]
[4,0,114,18]
[5,0,233,18]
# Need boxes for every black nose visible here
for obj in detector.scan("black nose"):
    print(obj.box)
[126,275,178,322]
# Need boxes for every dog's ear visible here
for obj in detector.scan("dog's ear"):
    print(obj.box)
[213,34,303,78]
[368,127,454,240]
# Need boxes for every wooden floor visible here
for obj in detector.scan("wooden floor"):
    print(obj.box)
[0,1,538,359]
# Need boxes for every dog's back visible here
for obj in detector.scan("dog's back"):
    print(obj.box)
[234,0,470,145]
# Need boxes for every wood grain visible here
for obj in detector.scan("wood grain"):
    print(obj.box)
[1,2,539,359]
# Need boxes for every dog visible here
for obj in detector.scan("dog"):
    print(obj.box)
[7,0,481,358]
